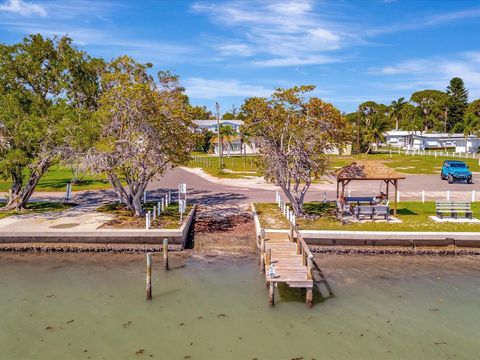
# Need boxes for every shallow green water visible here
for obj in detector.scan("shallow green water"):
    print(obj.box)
[1,253,479,360]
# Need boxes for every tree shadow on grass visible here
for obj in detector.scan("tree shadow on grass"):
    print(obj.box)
[37,179,109,190]
[396,208,417,216]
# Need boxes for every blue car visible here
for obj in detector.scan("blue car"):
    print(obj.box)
[441,160,473,184]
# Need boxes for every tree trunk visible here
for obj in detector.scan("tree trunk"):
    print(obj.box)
[279,181,311,216]
[108,173,130,205]
[2,158,51,211]
[107,172,148,217]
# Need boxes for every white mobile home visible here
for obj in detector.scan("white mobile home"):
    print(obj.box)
[193,119,243,133]
[385,131,480,153]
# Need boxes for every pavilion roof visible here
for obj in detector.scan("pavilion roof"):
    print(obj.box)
[335,161,406,181]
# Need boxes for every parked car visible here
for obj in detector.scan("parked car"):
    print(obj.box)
[440,160,473,184]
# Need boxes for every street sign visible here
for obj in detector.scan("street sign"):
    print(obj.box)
[179,199,186,214]
[178,183,186,194]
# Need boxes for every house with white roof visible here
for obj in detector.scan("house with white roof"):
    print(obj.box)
[193,119,243,133]
[385,130,480,153]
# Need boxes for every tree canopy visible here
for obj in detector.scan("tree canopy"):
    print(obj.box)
[88,56,194,216]
[0,34,103,210]
[242,86,350,215]
[446,77,469,131]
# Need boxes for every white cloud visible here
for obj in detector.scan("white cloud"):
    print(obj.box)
[367,7,480,36]
[192,0,349,67]
[253,54,339,67]
[0,0,46,16]
[216,43,254,57]
[371,59,431,75]
[370,52,480,99]
[183,77,271,99]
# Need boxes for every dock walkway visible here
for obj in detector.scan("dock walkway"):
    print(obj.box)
[260,227,315,306]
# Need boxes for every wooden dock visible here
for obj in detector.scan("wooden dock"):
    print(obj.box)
[260,226,315,306]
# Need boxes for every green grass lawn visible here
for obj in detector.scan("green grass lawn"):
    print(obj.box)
[0,165,112,192]
[330,153,480,174]
[96,202,193,229]
[0,202,75,219]
[188,155,260,178]
[189,152,480,179]
[255,201,480,232]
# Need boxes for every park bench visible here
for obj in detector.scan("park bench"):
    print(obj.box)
[355,206,374,220]
[435,201,473,219]
[373,205,390,220]
[345,196,375,205]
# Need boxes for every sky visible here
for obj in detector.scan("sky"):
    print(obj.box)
[1,0,480,114]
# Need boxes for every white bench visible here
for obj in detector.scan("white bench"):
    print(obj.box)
[436,201,473,219]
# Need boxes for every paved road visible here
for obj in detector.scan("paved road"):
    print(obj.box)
[15,167,480,205]
[147,168,480,203]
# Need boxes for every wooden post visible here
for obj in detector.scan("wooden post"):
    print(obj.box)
[146,211,151,230]
[146,253,152,300]
[163,239,169,270]
[306,288,313,307]
[289,223,294,242]
[394,179,398,216]
[265,248,271,267]
[260,237,265,272]
[307,255,313,280]
[268,281,275,306]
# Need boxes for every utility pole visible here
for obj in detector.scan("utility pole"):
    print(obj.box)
[216,102,222,170]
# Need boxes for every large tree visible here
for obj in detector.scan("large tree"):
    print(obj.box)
[0,34,103,210]
[446,77,469,132]
[410,90,448,132]
[466,99,480,118]
[242,86,350,215]
[88,56,193,216]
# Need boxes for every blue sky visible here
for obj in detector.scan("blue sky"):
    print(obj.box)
[1,0,480,114]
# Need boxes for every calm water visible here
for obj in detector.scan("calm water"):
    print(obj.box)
[1,253,479,360]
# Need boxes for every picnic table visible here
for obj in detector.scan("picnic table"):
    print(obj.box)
[344,196,375,205]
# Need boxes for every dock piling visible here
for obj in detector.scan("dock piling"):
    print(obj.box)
[306,288,313,307]
[163,238,169,270]
[146,253,152,300]
[268,282,275,306]
[260,237,265,272]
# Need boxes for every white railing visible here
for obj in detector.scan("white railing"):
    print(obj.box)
[275,191,296,226]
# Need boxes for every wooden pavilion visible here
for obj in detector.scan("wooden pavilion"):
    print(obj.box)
[335,161,406,215]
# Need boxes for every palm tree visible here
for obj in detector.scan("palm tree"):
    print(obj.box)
[362,113,389,153]
[239,124,251,165]
[390,97,407,130]
[219,124,236,157]
[454,112,480,153]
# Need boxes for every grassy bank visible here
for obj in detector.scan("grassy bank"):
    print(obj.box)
[255,201,480,232]
[0,202,75,220]
[188,155,260,178]
[188,152,480,179]
[0,165,111,192]
[330,153,480,174]
[97,202,192,229]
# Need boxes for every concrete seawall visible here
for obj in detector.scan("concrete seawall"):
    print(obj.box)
[0,206,196,247]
